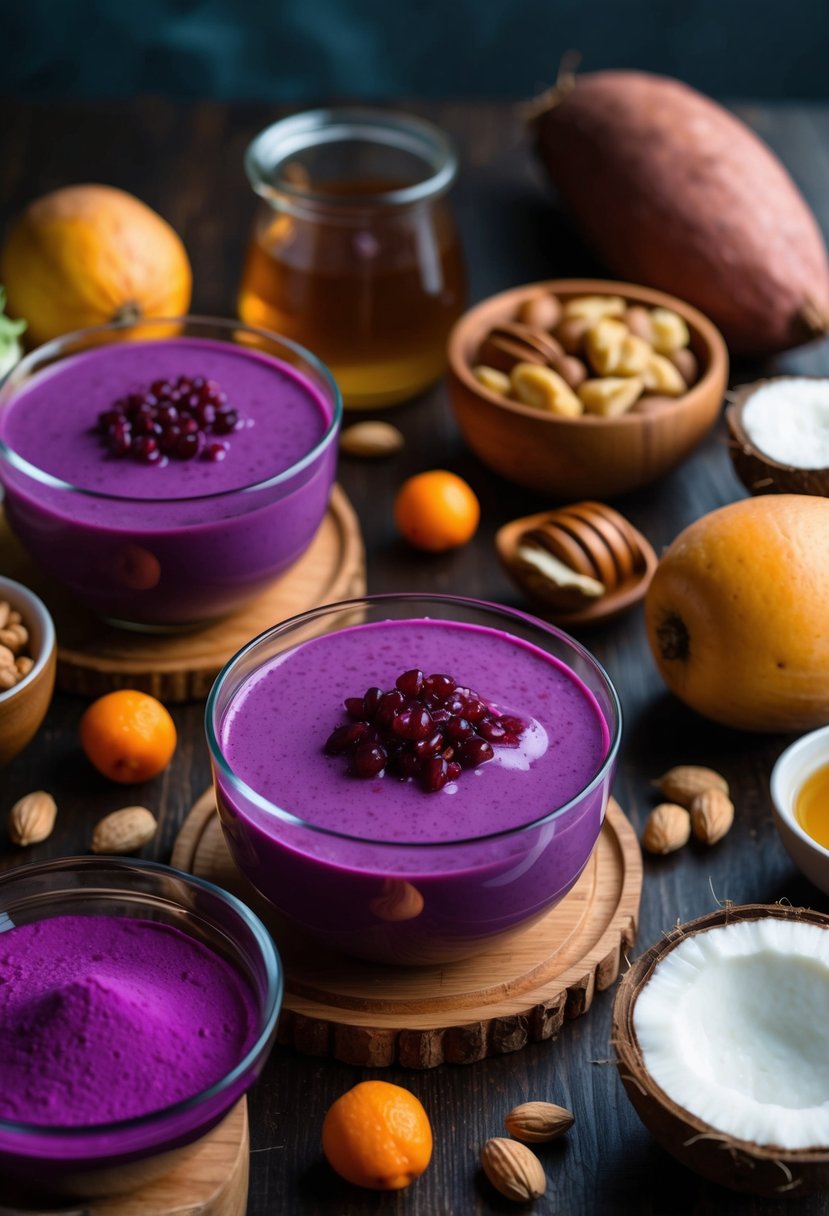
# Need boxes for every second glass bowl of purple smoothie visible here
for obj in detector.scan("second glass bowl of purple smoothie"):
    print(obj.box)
[206,593,622,965]
[0,856,282,1200]
[0,316,341,629]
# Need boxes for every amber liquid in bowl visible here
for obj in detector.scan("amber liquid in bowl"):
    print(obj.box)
[796,761,829,848]
[238,177,466,410]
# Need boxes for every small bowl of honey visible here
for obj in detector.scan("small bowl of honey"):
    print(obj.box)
[771,725,829,896]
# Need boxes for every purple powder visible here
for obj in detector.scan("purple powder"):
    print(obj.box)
[0,915,259,1127]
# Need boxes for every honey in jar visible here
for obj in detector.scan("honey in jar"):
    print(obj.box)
[239,109,466,410]
[795,761,829,849]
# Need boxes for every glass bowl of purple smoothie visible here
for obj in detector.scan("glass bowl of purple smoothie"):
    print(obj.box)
[0,316,341,630]
[0,856,282,1201]
[206,593,622,965]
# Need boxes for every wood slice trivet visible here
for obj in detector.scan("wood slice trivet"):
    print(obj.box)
[0,485,364,702]
[2,1098,248,1216]
[172,792,642,1069]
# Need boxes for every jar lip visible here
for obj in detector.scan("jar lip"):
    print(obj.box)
[245,106,458,210]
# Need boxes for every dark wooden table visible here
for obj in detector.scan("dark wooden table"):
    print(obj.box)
[2,97,829,1215]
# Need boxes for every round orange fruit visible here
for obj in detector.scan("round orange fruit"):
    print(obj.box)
[645,494,829,731]
[79,689,177,783]
[394,469,480,551]
[321,1080,432,1190]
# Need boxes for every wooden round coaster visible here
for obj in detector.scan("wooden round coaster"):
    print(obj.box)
[172,792,642,1069]
[0,485,364,702]
[3,1098,248,1216]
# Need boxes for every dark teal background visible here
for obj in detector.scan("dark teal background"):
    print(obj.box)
[4,0,826,99]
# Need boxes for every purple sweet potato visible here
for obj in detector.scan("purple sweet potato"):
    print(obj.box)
[533,70,829,355]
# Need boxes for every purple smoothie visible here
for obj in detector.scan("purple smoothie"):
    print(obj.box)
[0,330,340,626]
[212,616,616,963]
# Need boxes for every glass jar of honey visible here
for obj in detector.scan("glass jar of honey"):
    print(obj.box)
[239,108,466,409]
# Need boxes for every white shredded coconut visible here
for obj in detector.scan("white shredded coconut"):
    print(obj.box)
[742,378,829,469]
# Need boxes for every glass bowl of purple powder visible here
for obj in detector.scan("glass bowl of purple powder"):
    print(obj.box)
[0,855,282,1201]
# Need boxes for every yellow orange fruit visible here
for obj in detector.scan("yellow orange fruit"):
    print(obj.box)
[321,1080,432,1190]
[644,494,829,731]
[394,469,480,551]
[0,184,192,345]
[79,689,177,783]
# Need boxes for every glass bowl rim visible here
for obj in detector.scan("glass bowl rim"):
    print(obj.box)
[245,105,458,210]
[206,591,622,849]
[0,315,342,505]
[0,855,283,1143]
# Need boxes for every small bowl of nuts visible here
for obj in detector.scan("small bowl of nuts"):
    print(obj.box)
[0,575,57,766]
[447,278,729,498]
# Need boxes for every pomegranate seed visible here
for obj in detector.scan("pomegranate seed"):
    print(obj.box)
[413,730,444,759]
[445,716,474,743]
[213,407,239,434]
[132,435,161,463]
[456,737,495,769]
[348,744,387,778]
[447,761,462,781]
[344,696,367,720]
[395,668,424,697]
[423,674,456,700]
[324,722,369,755]
[375,689,406,726]
[421,756,450,792]
[176,432,201,460]
[203,441,228,462]
[391,705,433,741]
[478,719,507,743]
[362,687,383,717]
[464,697,487,723]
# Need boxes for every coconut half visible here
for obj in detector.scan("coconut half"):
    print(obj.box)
[727,378,829,496]
[613,904,829,1196]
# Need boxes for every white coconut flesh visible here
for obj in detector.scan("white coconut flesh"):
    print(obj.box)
[633,918,829,1150]
[741,378,829,469]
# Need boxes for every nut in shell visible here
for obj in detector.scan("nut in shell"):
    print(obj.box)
[91,806,158,855]
[505,1100,575,1143]
[8,790,57,846]
[642,803,691,855]
[339,421,404,458]
[480,1137,546,1202]
[654,765,729,808]
[690,788,735,845]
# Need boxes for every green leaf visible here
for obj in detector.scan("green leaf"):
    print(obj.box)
[0,286,26,378]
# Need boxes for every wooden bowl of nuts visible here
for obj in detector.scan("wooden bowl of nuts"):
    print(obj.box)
[447,279,729,498]
[0,576,57,766]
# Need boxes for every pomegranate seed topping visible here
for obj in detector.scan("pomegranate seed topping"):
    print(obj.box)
[391,705,433,741]
[395,668,424,697]
[478,719,507,743]
[324,722,369,755]
[324,669,527,791]
[445,716,474,743]
[93,374,247,466]
[423,673,456,700]
[349,744,387,778]
[456,737,495,769]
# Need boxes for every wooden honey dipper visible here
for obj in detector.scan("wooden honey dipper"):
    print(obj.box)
[496,501,657,623]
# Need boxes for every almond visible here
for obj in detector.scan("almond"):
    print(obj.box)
[504,1100,574,1143]
[642,803,691,854]
[653,765,729,808]
[480,1137,546,1202]
[8,790,57,846]
[690,788,735,845]
[339,421,404,458]
[91,806,158,855]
